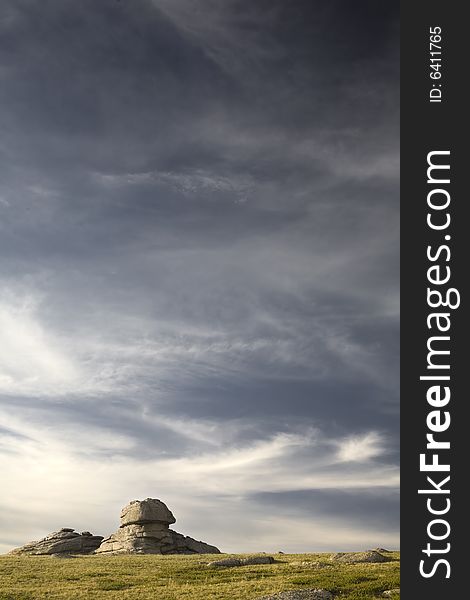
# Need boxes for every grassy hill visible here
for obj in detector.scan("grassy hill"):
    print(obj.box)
[0,552,400,600]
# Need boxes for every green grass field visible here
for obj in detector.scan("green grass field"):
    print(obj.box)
[0,552,400,600]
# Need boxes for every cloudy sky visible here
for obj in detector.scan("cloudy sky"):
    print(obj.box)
[0,0,399,553]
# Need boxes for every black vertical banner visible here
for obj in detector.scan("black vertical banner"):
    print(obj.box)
[401,2,466,598]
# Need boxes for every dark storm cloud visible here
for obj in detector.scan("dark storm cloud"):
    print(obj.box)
[0,0,399,551]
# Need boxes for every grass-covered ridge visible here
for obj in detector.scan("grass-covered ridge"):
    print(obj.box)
[0,552,400,600]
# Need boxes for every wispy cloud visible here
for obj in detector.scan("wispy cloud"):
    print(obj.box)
[0,293,80,396]
[96,169,254,201]
[153,0,283,76]
[334,432,385,462]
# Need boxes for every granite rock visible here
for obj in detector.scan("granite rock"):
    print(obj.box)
[9,528,103,556]
[120,498,176,526]
[95,498,220,555]
[208,556,275,567]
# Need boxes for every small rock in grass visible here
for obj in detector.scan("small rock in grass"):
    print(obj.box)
[257,589,333,600]
[330,550,390,563]
[208,558,241,567]
[382,590,400,597]
[208,556,275,567]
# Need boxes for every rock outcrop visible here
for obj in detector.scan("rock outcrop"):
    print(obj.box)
[9,528,103,556]
[95,498,220,555]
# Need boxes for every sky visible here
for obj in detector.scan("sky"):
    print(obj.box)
[0,0,399,553]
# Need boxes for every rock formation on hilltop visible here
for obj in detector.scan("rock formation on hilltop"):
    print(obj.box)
[95,498,220,555]
[9,528,103,556]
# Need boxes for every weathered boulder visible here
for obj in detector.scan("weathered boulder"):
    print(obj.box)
[208,556,275,567]
[330,550,390,564]
[258,590,333,600]
[120,498,175,526]
[95,498,220,555]
[9,528,103,556]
